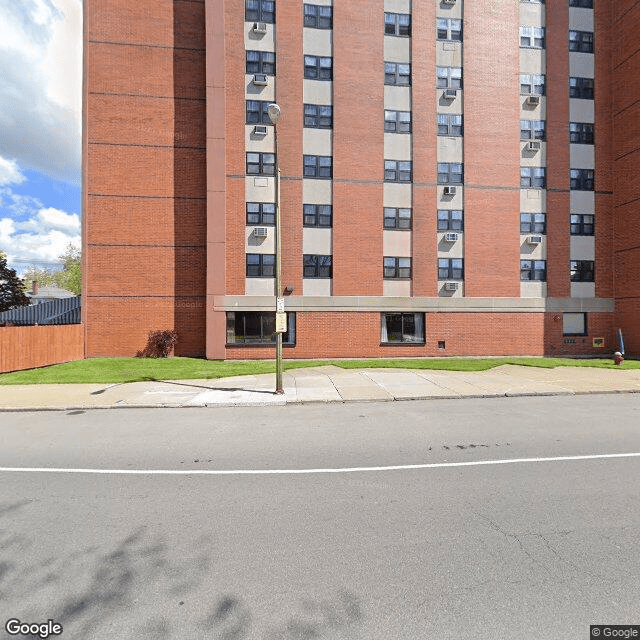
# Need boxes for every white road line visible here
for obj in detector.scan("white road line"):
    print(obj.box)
[0,452,639,475]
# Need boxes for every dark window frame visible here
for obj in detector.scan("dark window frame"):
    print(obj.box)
[384,257,412,279]
[570,214,595,236]
[381,313,425,345]
[520,73,546,95]
[303,155,332,179]
[438,114,463,136]
[385,110,412,133]
[246,100,272,125]
[245,0,275,23]
[384,62,411,86]
[569,0,593,7]
[226,311,296,346]
[384,160,412,183]
[437,210,464,231]
[570,260,595,282]
[303,254,333,278]
[437,163,463,185]
[570,168,595,191]
[246,50,276,75]
[304,55,333,80]
[303,204,332,228]
[569,30,594,53]
[438,258,464,280]
[520,167,546,188]
[520,26,545,48]
[385,12,411,37]
[436,17,462,41]
[383,207,412,230]
[562,312,588,337]
[246,152,275,176]
[569,122,595,144]
[246,253,275,277]
[246,202,276,226]
[569,77,594,99]
[303,104,333,129]
[520,119,546,140]
[304,4,332,29]
[520,259,547,281]
[437,66,462,89]
[520,212,547,234]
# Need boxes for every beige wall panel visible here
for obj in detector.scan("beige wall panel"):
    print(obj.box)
[569,144,595,169]
[569,52,594,78]
[384,183,412,207]
[570,190,595,213]
[245,74,275,101]
[568,8,594,31]
[570,236,596,261]
[246,176,276,202]
[384,36,410,63]
[303,79,333,104]
[303,178,332,202]
[384,86,411,111]
[246,278,275,295]
[383,230,412,256]
[521,282,547,298]
[303,279,332,296]
[437,136,463,161]
[383,280,411,297]
[303,28,332,56]
[569,99,594,122]
[384,133,412,160]
[244,24,275,51]
[303,228,332,254]
[245,228,275,253]
[303,128,332,155]
[571,282,596,298]
[520,189,547,213]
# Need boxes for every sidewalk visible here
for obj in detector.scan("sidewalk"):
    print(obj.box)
[1,364,640,410]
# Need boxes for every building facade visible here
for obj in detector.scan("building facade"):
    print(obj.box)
[83,0,639,359]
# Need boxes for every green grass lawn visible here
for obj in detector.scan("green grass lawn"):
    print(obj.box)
[0,355,637,385]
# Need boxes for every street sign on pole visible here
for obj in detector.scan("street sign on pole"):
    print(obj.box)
[275,312,287,333]
[276,297,285,313]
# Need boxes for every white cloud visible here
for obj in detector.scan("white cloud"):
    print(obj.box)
[0,0,82,185]
[0,157,26,186]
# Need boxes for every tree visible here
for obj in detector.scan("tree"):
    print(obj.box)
[0,252,30,312]
[21,244,81,296]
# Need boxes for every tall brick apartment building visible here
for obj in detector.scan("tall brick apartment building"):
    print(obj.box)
[83,0,640,359]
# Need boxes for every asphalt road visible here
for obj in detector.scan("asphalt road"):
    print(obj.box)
[1,395,639,639]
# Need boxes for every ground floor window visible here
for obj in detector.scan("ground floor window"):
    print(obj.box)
[563,312,587,336]
[381,313,425,344]
[226,312,296,345]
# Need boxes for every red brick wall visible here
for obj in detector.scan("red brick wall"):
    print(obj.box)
[84,0,207,358]
[332,1,384,295]
[463,0,521,297]
[0,326,84,374]
[611,1,640,354]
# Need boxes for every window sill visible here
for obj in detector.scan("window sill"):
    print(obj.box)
[380,342,426,347]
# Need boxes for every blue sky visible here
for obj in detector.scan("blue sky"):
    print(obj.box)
[0,0,82,274]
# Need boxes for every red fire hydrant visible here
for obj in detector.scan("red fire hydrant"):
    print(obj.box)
[614,351,624,366]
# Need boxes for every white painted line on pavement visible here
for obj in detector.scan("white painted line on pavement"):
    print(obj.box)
[0,452,639,475]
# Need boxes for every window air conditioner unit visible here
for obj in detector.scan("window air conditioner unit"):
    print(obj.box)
[443,186,457,196]
[527,235,543,245]
[253,74,268,86]
[253,125,268,136]
[253,22,267,34]
[443,88,457,100]
[527,140,541,151]
[444,282,459,291]
[442,0,456,5]
[444,232,459,242]
[526,94,540,106]
[254,227,269,237]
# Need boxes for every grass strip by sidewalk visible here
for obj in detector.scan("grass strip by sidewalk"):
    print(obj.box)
[0,355,637,385]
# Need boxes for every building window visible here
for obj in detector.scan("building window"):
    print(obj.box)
[569,0,593,7]
[246,152,275,176]
[304,4,332,29]
[438,258,463,280]
[569,77,594,99]
[520,26,545,48]
[381,313,425,344]
[438,114,463,136]
[384,12,411,37]
[521,0,545,3]
[520,213,546,234]
[384,160,412,182]
[438,210,464,231]
[569,122,595,144]
[303,204,332,227]
[303,254,332,278]
[226,311,295,345]
[520,73,546,95]
[569,30,594,53]
[245,0,275,23]
[246,100,273,125]
[521,167,546,188]
[304,104,332,128]
[304,55,332,80]
[570,169,594,191]
[436,18,462,41]
[437,66,462,89]
[520,260,546,281]
[570,260,594,282]
[246,253,275,277]
[570,214,595,235]
[246,50,276,75]
[520,120,546,140]
[384,257,412,279]
[385,110,411,133]
[384,62,411,86]
[384,207,411,230]
[438,163,463,184]
[246,202,275,225]
[303,155,332,179]
[563,312,587,337]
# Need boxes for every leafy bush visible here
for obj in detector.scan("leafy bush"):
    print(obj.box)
[136,329,178,358]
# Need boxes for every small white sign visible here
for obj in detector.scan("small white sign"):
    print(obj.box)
[275,312,287,333]
[276,297,285,313]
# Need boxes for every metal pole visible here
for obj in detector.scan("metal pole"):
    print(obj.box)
[274,122,284,394]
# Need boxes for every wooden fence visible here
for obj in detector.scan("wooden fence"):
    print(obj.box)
[0,325,84,374]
